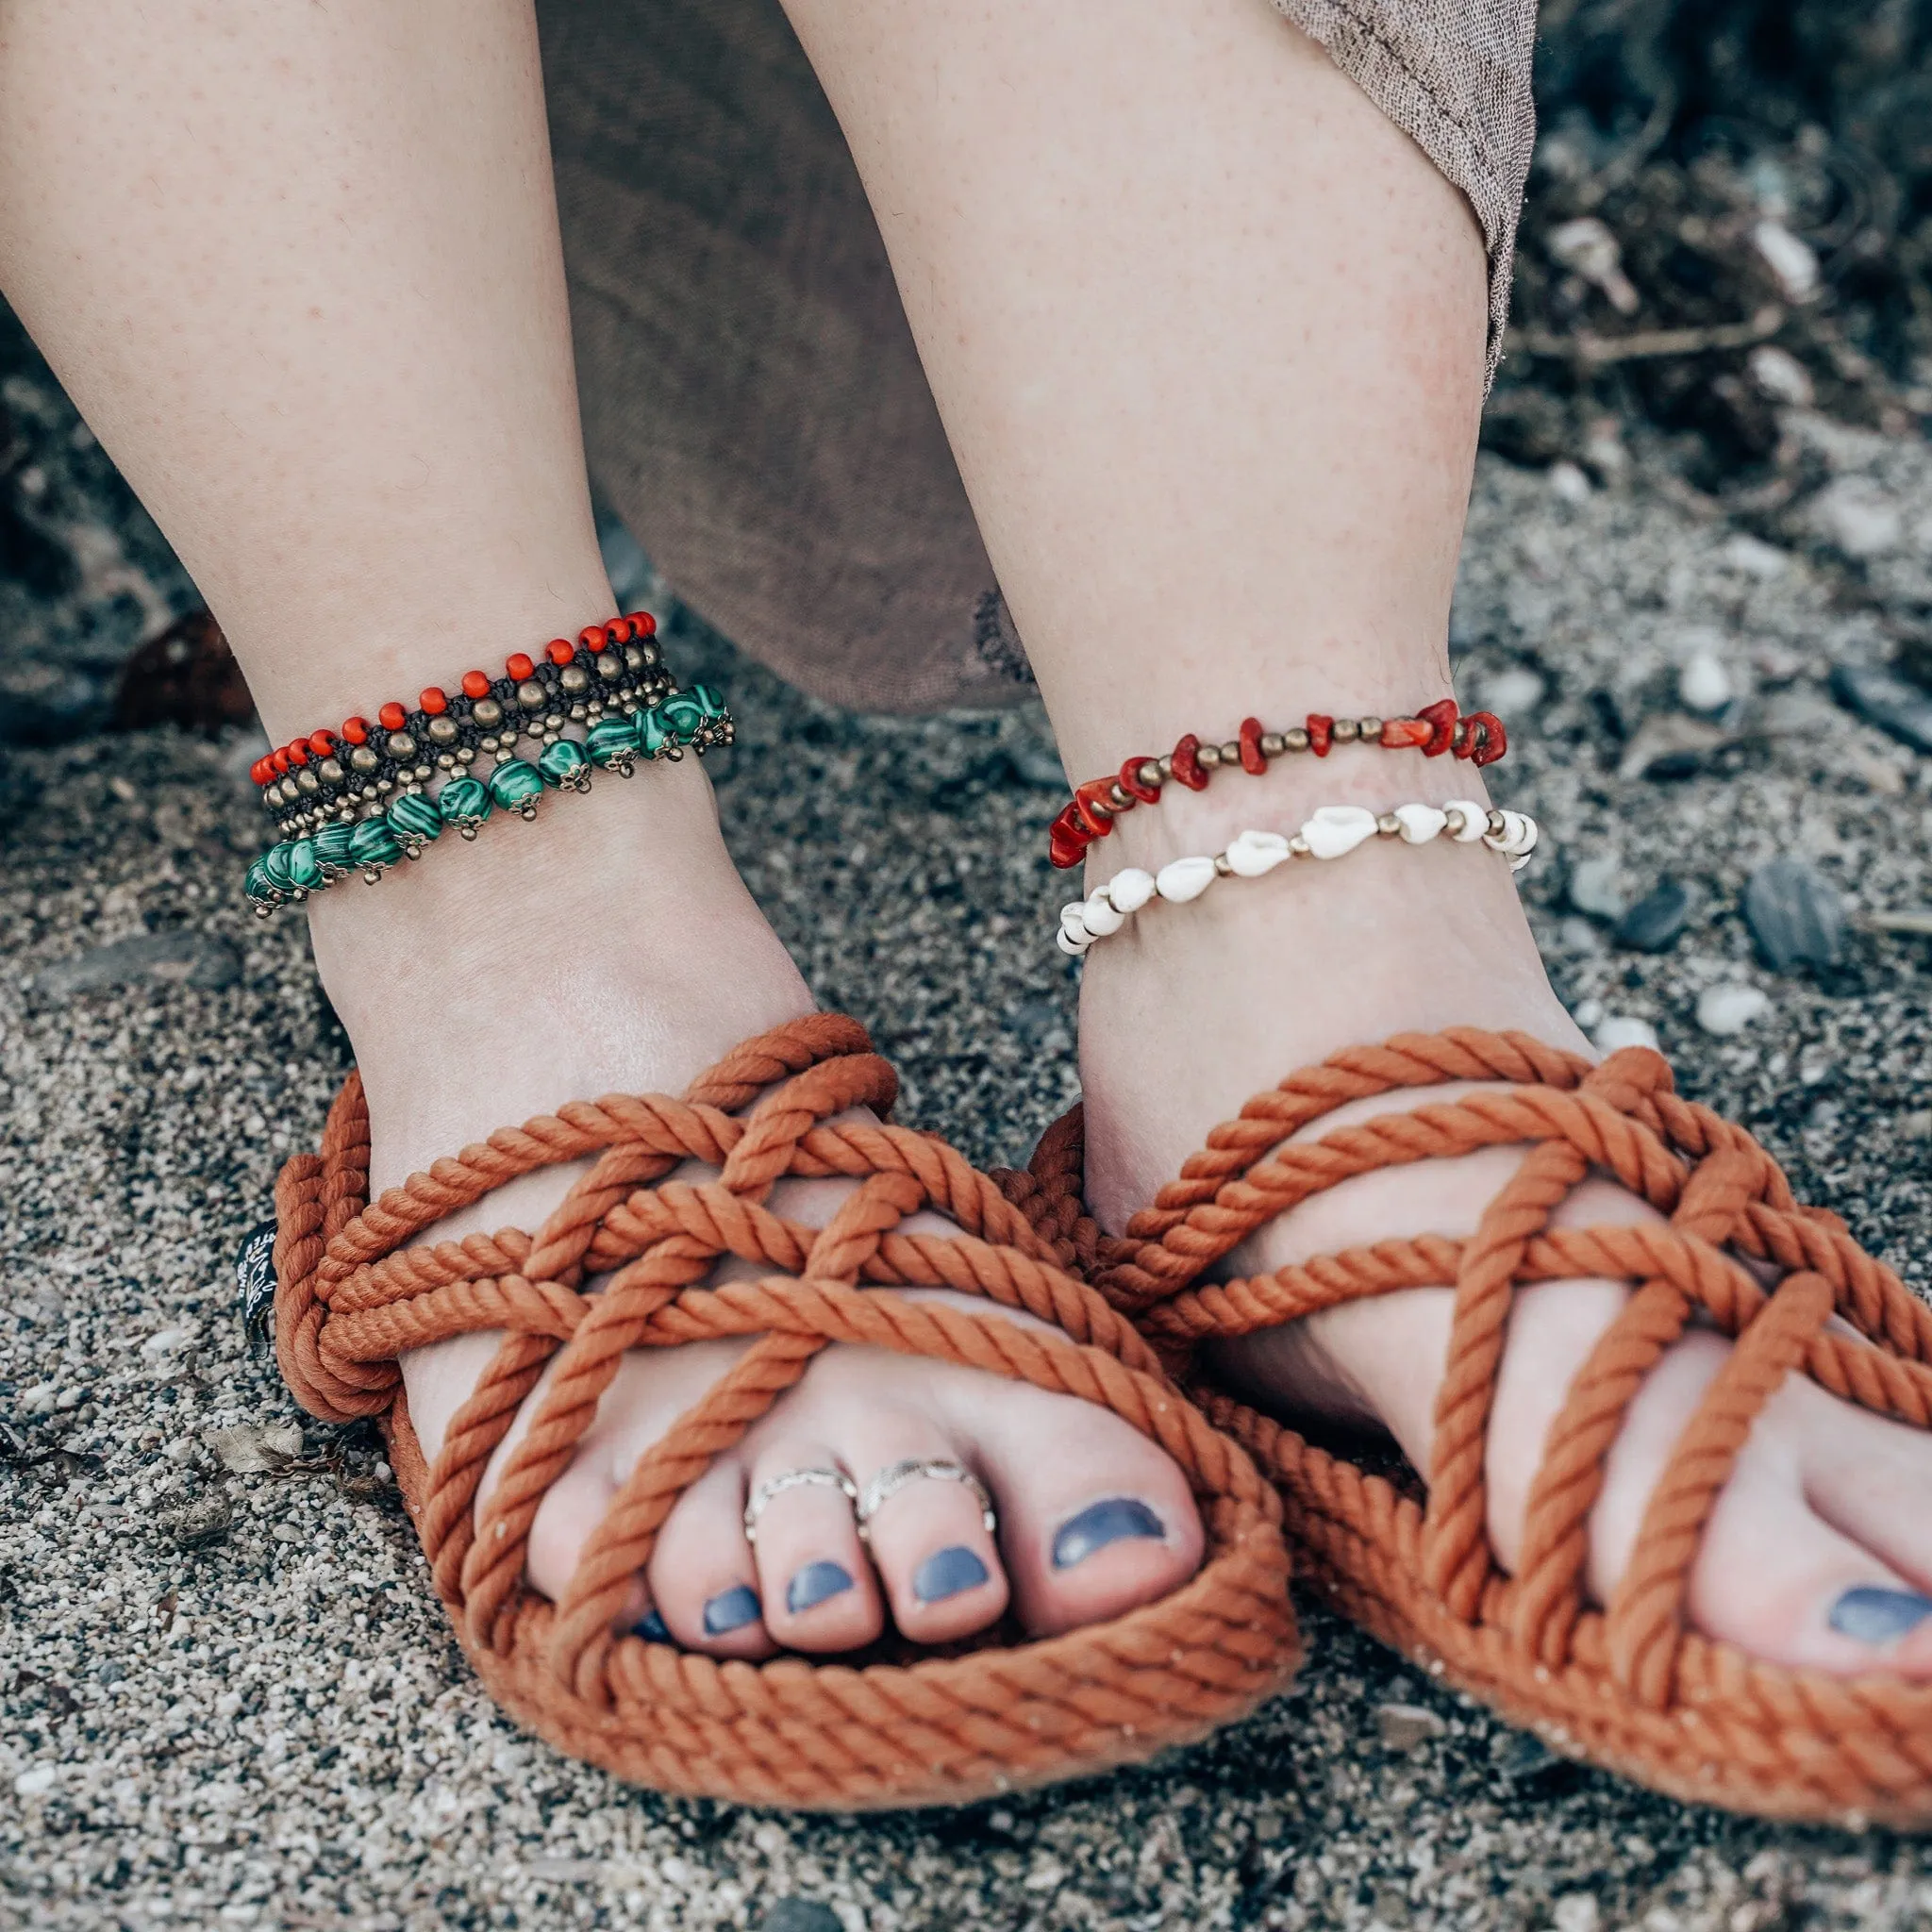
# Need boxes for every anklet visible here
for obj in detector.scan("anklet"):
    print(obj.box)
[242,615,734,915]
[1048,703,1507,869]
[1054,799,1539,955]
[250,613,691,841]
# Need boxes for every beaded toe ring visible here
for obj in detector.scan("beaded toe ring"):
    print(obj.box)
[1056,800,1539,955]
[1048,702,1507,869]
[243,611,733,914]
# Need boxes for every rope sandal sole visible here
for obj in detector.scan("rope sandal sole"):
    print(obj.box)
[998,1027,1932,1825]
[270,1013,1297,1809]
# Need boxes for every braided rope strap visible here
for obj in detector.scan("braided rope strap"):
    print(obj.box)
[272,1013,1295,1810]
[997,1027,1932,1825]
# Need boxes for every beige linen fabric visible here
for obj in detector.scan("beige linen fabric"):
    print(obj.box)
[540,0,1537,714]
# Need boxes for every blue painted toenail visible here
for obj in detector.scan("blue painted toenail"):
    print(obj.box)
[701,1584,761,1636]
[1829,1586,1932,1644]
[913,1545,990,1604]
[633,1607,671,1643]
[1052,1497,1167,1571]
[786,1561,855,1614]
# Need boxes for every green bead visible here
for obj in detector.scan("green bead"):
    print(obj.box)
[350,816,403,872]
[660,693,704,744]
[314,823,354,875]
[691,683,727,721]
[586,715,640,769]
[388,791,442,846]
[636,707,671,758]
[488,758,544,812]
[538,738,591,789]
[438,774,491,832]
[287,839,325,891]
[244,858,280,906]
[260,842,297,892]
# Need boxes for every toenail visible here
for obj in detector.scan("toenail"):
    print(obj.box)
[912,1545,990,1604]
[1828,1586,1932,1644]
[786,1561,855,1615]
[634,1607,671,1643]
[701,1584,761,1636]
[1052,1497,1167,1571]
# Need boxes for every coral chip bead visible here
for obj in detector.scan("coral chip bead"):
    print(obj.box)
[461,670,491,699]
[1170,733,1208,791]
[341,716,370,745]
[378,701,408,731]
[506,653,535,681]
[548,638,576,665]
[419,687,448,715]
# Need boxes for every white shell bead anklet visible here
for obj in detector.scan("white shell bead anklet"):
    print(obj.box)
[1056,800,1539,956]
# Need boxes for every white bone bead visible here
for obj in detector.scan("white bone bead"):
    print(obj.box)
[1080,893,1126,936]
[1059,901,1093,940]
[1299,805,1379,860]
[1225,829,1293,877]
[1393,802,1448,844]
[1056,927,1090,956]
[1105,867,1157,913]
[1444,799,1489,843]
[1156,854,1220,903]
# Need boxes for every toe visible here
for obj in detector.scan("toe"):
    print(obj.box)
[643,1453,775,1659]
[742,1442,883,1654]
[853,1438,1008,1644]
[1794,1380,1932,1601]
[967,1383,1204,1638]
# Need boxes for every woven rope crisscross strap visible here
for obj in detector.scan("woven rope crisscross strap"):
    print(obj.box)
[271,1013,1296,1809]
[998,1027,1932,1824]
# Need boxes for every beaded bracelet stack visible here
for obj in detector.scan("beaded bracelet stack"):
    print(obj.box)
[1048,700,1506,869]
[243,612,734,914]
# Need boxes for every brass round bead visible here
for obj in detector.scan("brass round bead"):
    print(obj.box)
[516,680,546,710]
[427,714,458,744]
[296,768,320,793]
[472,698,504,728]
[622,644,643,671]
[1214,852,1235,875]
[1289,835,1312,858]
[1198,742,1222,768]
[319,758,345,785]
[639,643,660,669]
[1284,726,1309,753]
[1136,759,1161,788]
[1220,741,1241,765]
[1108,783,1129,809]
[387,732,416,760]
[596,652,624,680]
[1359,716,1384,739]
[559,665,589,694]
[1488,808,1507,834]
[349,746,379,774]
[1376,812,1401,837]
[1259,732,1286,758]
[1333,718,1360,743]
[1158,754,1174,777]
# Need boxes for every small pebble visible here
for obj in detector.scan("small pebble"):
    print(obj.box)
[1553,1896,1602,1932]
[1614,878,1693,953]
[14,1765,58,1799]
[1744,858,1846,972]
[1829,663,1932,757]
[1571,996,1606,1031]
[1548,460,1592,505]
[1482,665,1547,716]
[1807,477,1902,559]
[1566,856,1628,921]
[1677,650,1734,714]
[1375,1703,1447,1752]
[1594,1014,1660,1054]
[20,1382,58,1415]
[758,1903,843,1932]
[1696,984,1771,1036]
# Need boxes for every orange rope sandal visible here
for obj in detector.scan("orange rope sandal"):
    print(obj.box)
[269,1013,1296,1809]
[1000,1027,1932,1824]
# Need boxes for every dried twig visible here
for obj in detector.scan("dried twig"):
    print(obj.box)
[1508,304,1786,367]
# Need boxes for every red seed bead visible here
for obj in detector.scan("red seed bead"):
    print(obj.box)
[418,687,447,715]
[287,739,310,767]
[461,670,491,699]
[271,749,290,775]
[604,618,631,645]
[625,610,658,638]
[548,638,576,666]
[1379,716,1434,749]
[576,626,606,652]
[1305,714,1334,758]
[1118,757,1160,806]
[251,758,269,785]
[1416,697,1459,758]
[377,701,408,732]
[1239,717,1267,774]
[341,716,370,745]
[308,730,336,757]
[506,653,535,681]
[1171,734,1208,791]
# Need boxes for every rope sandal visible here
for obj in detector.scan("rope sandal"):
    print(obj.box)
[999,1027,1932,1824]
[269,1012,1297,1809]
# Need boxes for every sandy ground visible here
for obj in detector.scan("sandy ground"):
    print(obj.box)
[4,430,1932,1928]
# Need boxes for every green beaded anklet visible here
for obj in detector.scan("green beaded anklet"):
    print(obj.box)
[243,682,733,914]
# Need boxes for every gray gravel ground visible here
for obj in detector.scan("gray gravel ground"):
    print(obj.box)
[5,391,1932,1926]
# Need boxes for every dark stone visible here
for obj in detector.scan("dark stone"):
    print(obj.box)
[111,609,254,734]
[0,662,106,746]
[1744,858,1846,973]
[1828,663,1932,757]
[1613,877,1692,953]
[36,929,242,997]
[1001,738,1066,790]
[759,1905,842,1932]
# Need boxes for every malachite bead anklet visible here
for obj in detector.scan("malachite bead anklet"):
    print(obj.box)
[242,621,733,914]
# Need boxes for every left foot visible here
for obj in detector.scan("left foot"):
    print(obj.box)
[1075,747,1932,1678]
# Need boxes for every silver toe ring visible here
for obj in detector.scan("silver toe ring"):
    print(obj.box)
[855,1457,996,1547]
[742,1466,858,1546]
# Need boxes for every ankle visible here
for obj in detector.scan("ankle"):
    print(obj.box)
[307,758,812,1180]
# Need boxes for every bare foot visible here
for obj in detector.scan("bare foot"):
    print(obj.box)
[1076,752,1932,1675]
[311,759,1203,1657]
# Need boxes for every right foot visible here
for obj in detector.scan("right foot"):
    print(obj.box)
[310,758,1204,1657]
